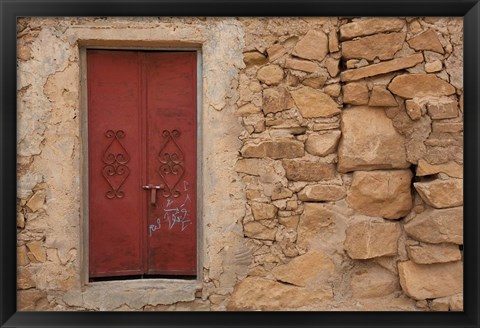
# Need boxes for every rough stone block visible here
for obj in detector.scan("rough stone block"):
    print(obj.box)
[340,53,423,82]
[282,160,336,182]
[388,74,456,98]
[351,266,399,298]
[257,65,284,85]
[426,98,459,119]
[347,170,413,219]
[227,277,332,310]
[404,207,463,244]
[338,107,410,173]
[341,32,405,61]
[368,86,398,107]
[272,250,335,287]
[344,221,402,259]
[290,87,340,118]
[339,18,405,40]
[407,29,445,54]
[285,58,318,73]
[416,159,463,178]
[292,30,328,61]
[241,139,304,159]
[244,221,277,240]
[343,82,369,105]
[262,87,294,114]
[398,260,463,300]
[298,184,346,202]
[243,51,268,67]
[406,241,461,264]
[305,130,341,156]
[251,202,278,221]
[414,179,463,209]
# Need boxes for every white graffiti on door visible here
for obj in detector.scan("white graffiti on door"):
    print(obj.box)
[148,181,192,237]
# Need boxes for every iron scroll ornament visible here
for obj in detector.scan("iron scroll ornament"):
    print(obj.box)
[102,130,130,199]
[158,129,185,198]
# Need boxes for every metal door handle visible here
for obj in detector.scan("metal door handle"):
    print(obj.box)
[142,185,162,206]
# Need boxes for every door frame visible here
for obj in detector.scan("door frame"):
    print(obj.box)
[79,46,203,286]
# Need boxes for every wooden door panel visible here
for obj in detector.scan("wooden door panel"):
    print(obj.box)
[87,50,145,277]
[145,52,197,275]
[88,50,197,278]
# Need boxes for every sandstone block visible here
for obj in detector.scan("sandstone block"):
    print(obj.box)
[26,190,46,212]
[449,294,463,311]
[404,207,463,244]
[292,30,329,61]
[297,203,342,250]
[425,60,443,73]
[341,53,424,82]
[226,276,332,310]
[262,87,294,114]
[430,297,450,311]
[26,240,47,263]
[406,242,461,264]
[405,99,424,120]
[236,103,261,116]
[17,267,36,289]
[344,221,402,259]
[347,170,413,219]
[17,289,48,311]
[243,51,268,67]
[285,58,318,73]
[432,122,463,133]
[251,202,277,220]
[398,260,463,300]
[343,82,369,105]
[271,185,293,200]
[272,250,335,287]
[338,107,410,173]
[235,158,270,176]
[290,87,340,118]
[351,266,399,298]
[17,245,30,266]
[388,74,456,98]
[298,184,346,202]
[323,84,341,97]
[325,57,340,77]
[305,130,341,156]
[328,31,339,52]
[416,159,463,178]
[267,44,286,62]
[244,221,277,240]
[282,160,336,182]
[414,179,463,209]
[241,139,304,159]
[17,212,25,228]
[302,75,328,89]
[407,29,445,54]
[426,98,458,119]
[341,32,405,61]
[339,18,405,40]
[257,65,284,85]
[368,86,398,107]
[279,215,299,229]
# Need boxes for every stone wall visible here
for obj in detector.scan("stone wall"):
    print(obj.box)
[17,16,463,311]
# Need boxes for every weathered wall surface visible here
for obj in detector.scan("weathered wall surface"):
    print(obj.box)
[17,16,463,311]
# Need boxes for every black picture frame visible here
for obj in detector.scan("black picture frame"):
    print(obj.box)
[1,0,479,327]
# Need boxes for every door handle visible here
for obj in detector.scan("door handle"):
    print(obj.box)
[142,185,162,206]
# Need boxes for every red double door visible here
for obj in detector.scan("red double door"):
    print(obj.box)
[87,50,197,278]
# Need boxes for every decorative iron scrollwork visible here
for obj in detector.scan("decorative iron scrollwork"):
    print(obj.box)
[158,129,185,198]
[102,130,130,199]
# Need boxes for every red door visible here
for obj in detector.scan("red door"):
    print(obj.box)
[88,50,197,278]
